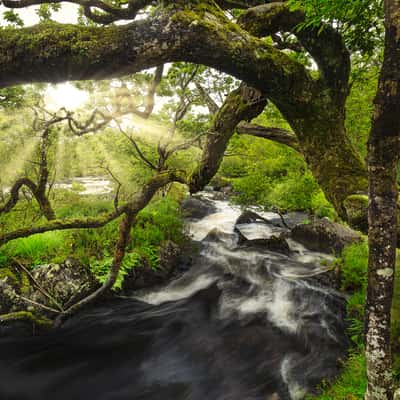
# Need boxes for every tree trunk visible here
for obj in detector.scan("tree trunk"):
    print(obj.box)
[289,108,368,219]
[365,1,400,398]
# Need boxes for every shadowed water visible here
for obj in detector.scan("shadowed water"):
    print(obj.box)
[0,197,348,400]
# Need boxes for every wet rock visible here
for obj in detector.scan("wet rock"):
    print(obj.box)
[202,228,237,246]
[181,197,217,219]
[0,264,32,315]
[305,267,341,290]
[242,235,291,255]
[0,259,98,330]
[235,210,271,225]
[159,240,181,274]
[28,258,99,313]
[291,218,362,255]
[209,191,227,200]
[279,211,309,229]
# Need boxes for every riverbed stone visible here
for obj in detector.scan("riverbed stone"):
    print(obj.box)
[242,235,291,255]
[291,218,362,255]
[181,197,217,219]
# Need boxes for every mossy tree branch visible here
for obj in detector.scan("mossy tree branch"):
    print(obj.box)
[189,82,267,192]
[236,121,300,150]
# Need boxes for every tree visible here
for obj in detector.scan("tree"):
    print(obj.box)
[0,87,193,322]
[0,0,370,221]
[365,0,400,398]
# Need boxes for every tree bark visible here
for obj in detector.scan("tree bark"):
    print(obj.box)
[236,121,300,150]
[189,83,267,192]
[365,1,400,399]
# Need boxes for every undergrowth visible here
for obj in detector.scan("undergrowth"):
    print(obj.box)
[308,242,400,399]
[0,195,186,290]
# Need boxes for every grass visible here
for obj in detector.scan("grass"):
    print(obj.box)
[0,231,68,267]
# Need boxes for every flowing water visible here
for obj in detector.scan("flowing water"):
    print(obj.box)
[0,195,348,400]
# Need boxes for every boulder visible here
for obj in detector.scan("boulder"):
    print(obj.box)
[0,265,29,315]
[343,194,368,233]
[27,258,99,312]
[181,197,217,219]
[0,259,98,332]
[242,235,291,255]
[202,228,238,245]
[291,218,362,255]
[209,176,231,192]
[235,210,271,225]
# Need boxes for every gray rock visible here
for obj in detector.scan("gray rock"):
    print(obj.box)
[27,258,99,313]
[181,197,217,219]
[235,210,271,225]
[242,235,291,255]
[291,218,362,255]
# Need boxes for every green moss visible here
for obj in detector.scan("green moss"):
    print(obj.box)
[344,194,369,232]
[0,310,53,329]
[0,265,31,295]
[0,23,131,79]
[0,266,18,286]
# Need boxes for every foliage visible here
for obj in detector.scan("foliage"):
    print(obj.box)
[340,242,369,293]
[91,251,142,290]
[131,197,186,248]
[0,195,185,291]
[0,231,67,267]
[219,132,334,216]
[288,0,384,55]
[89,197,184,289]
[346,63,380,158]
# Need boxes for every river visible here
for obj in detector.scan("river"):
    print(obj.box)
[0,195,348,400]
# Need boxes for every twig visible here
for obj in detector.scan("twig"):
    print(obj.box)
[16,294,61,314]
[13,259,64,312]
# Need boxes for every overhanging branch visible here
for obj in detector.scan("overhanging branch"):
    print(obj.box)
[236,121,300,150]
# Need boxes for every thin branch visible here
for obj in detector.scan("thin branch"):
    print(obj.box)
[101,163,122,210]
[16,294,61,314]
[14,259,64,312]
[116,121,158,171]
[3,0,153,24]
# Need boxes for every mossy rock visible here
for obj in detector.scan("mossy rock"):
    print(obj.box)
[343,194,368,233]
[0,265,31,314]
[0,266,19,288]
